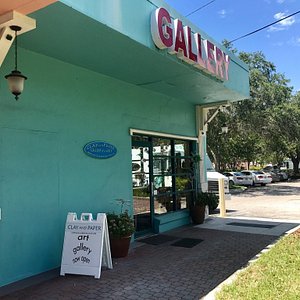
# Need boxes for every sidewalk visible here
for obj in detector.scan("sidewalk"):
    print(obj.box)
[1,217,299,300]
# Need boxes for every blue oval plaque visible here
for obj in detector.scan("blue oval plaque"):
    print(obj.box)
[83,141,117,159]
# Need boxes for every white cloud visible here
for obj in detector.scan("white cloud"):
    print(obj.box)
[288,37,300,46]
[272,41,284,46]
[275,12,295,26]
[277,0,285,3]
[218,9,227,18]
[268,11,295,31]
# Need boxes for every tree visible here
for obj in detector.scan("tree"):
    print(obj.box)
[267,92,300,173]
[207,49,294,171]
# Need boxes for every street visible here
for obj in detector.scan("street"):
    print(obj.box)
[225,180,300,221]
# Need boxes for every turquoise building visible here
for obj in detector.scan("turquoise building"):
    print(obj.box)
[0,0,249,290]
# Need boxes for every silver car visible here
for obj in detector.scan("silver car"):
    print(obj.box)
[241,170,271,186]
[223,171,253,187]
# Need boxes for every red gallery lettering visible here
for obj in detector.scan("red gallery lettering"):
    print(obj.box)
[151,7,230,81]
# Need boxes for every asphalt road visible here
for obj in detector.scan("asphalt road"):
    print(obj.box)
[225,180,300,221]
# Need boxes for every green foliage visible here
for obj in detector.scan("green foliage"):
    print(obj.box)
[222,39,238,54]
[107,210,135,238]
[207,49,297,171]
[266,94,300,172]
[175,177,189,191]
[194,192,219,210]
[133,187,149,197]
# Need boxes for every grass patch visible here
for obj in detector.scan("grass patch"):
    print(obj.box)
[216,230,300,300]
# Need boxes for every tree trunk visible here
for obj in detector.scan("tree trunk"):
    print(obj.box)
[291,156,300,174]
[208,147,218,171]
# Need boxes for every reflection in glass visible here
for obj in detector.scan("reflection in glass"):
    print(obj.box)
[153,138,171,157]
[175,157,193,173]
[175,175,193,191]
[133,184,150,214]
[132,135,149,142]
[133,184,151,232]
[133,136,196,220]
[132,146,150,187]
[132,145,151,233]
[176,192,193,211]
[154,193,174,214]
[174,140,190,156]
[153,157,172,175]
[153,175,172,190]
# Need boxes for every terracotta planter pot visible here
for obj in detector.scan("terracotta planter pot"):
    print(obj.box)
[109,236,131,258]
[190,205,205,224]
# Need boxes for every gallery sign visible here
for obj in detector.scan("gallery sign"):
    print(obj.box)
[60,212,113,279]
[151,7,230,81]
[83,141,117,159]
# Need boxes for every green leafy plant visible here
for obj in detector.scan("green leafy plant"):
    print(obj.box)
[133,187,149,197]
[194,192,219,211]
[107,199,135,238]
[175,177,190,191]
[192,153,201,163]
[107,210,135,238]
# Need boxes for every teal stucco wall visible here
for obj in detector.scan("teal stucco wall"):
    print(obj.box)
[0,48,196,287]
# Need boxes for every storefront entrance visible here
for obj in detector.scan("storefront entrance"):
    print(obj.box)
[132,135,196,236]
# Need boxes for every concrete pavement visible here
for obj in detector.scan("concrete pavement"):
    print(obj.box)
[226,180,300,221]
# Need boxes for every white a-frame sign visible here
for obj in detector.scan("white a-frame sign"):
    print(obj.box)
[60,212,113,279]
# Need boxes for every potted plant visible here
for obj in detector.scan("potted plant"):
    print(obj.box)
[204,192,219,213]
[190,192,219,224]
[107,200,135,258]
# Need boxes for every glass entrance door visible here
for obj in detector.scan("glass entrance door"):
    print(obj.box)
[132,135,196,236]
[132,139,153,235]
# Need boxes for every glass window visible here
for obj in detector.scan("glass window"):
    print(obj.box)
[153,157,172,176]
[133,135,196,216]
[132,146,150,188]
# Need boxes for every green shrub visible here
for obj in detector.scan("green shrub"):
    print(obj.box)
[194,192,219,211]
[133,187,149,197]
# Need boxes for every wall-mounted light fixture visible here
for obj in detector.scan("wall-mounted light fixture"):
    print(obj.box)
[5,25,27,101]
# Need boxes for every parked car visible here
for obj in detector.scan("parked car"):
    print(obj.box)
[263,166,289,181]
[241,170,271,186]
[278,171,288,181]
[223,171,253,187]
[267,171,281,183]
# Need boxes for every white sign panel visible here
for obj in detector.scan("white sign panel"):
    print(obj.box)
[60,212,113,279]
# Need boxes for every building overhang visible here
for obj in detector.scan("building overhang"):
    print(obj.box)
[0,11,36,67]
[4,1,249,105]
[0,1,57,67]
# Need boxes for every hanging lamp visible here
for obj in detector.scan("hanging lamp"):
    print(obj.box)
[5,25,27,101]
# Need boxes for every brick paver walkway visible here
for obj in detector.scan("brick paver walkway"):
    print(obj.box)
[1,226,278,300]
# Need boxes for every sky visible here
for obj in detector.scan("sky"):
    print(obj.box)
[163,0,300,92]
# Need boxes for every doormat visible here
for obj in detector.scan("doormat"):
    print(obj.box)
[171,238,203,248]
[138,234,178,245]
[227,222,276,229]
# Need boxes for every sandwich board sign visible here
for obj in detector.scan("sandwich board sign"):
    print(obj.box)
[60,212,113,279]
